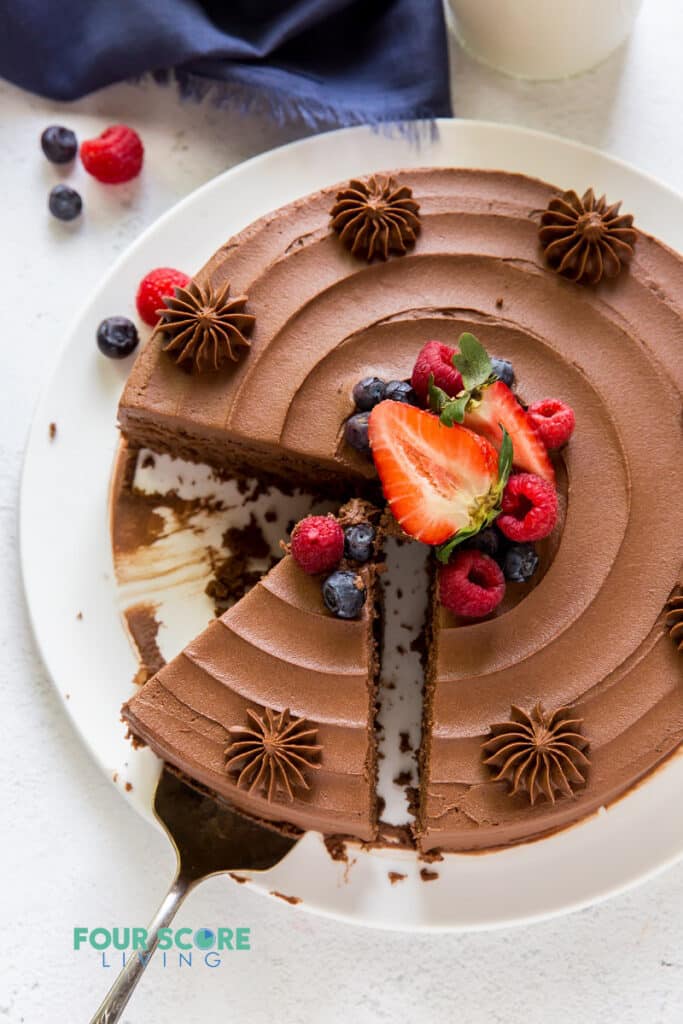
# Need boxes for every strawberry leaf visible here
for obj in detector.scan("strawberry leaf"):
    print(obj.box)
[439,394,469,426]
[435,523,481,563]
[428,373,449,414]
[452,332,494,391]
[497,427,513,489]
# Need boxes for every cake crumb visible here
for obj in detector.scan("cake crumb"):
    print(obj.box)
[124,781,133,792]
[323,835,348,862]
[48,422,57,440]
[388,871,406,885]
[264,506,278,523]
[141,453,156,469]
[496,297,504,308]
[270,890,301,905]
[420,868,439,882]
[133,666,150,686]
[112,772,119,783]
[76,612,83,621]
[420,849,444,863]
[64,692,70,700]
[393,770,412,786]
[399,731,413,753]
[230,872,250,885]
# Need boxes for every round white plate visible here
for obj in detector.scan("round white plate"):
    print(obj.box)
[21,120,683,932]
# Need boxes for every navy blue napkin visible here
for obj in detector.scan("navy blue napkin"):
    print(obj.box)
[1,0,451,127]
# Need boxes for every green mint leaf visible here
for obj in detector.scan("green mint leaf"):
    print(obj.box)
[440,393,469,426]
[452,332,494,391]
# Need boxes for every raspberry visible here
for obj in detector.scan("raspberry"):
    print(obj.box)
[290,516,345,575]
[497,473,558,542]
[528,398,575,450]
[136,268,191,327]
[411,340,463,405]
[438,550,505,618]
[80,125,144,183]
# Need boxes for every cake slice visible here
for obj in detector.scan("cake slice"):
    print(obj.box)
[122,501,384,841]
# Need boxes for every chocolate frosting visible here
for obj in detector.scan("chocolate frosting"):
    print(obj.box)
[158,280,254,372]
[665,589,683,652]
[119,168,683,852]
[539,188,637,284]
[482,703,589,804]
[121,501,382,841]
[225,707,322,802]
[330,175,420,261]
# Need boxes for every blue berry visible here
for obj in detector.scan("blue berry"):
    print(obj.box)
[323,571,366,619]
[491,357,514,388]
[344,522,376,562]
[503,543,539,583]
[41,125,78,164]
[97,316,139,359]
[352,376,386,411]
[48,184,82,221]
[344,412,371,453]
[466,527,501,560]
[384,380,418,405]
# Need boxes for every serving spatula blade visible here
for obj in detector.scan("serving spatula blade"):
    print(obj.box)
[89,768,300,1023]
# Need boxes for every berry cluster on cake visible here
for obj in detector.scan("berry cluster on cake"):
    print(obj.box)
[119,169,683,853]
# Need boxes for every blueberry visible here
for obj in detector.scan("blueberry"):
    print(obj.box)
[491,357,515,388]
[41,125,78,164]
[97,316,140,359]
[503,543,539,583]
[344,412,371,453]
[384,380,418,405]
[48,184,82,222]
[352,376,386,411]
[344,522,376,563]
[323,570,366,619]
[466,527,501,560]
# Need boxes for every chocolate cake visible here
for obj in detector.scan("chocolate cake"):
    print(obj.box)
[121,501,384,841]
[118,168,683,853]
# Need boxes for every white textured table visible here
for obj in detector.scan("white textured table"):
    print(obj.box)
[2,2,683,1020]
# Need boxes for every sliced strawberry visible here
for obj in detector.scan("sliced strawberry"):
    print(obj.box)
[464,381,555,485]
[368,401,500,546]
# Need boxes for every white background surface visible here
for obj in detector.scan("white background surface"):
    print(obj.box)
[2,2,683,1020]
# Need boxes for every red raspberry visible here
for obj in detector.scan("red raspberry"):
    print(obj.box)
[136,268,191,327]
[438,550,505,618]
[291,516,345,575]
[411,340,463,405]
[80,125,144,183]
[528,398,575,450]
[497,473,558,542]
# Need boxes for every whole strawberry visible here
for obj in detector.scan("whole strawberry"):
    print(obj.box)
[439,550,505,618]
[136,268,191,327]
[528,398,576,450]
[497,473,558,542]
[290,516,345,575]
[81,125,144,183]
[411,340,463,405]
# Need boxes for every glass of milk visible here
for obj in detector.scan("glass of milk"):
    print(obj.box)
[447,0,644,79]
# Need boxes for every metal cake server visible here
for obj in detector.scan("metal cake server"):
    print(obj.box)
[89,768,299,1023]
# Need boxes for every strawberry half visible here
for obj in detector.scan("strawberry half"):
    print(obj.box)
[368,401,503,547]
[464,381,555,485]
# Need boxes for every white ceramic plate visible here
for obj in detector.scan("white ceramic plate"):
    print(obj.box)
[20,120,683,932]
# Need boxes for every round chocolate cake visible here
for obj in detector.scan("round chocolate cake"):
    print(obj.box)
[119,168,683,853]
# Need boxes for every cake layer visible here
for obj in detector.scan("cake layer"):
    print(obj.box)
[122,507,383,841]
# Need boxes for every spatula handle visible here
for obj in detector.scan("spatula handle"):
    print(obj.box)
[89,872,192,1024]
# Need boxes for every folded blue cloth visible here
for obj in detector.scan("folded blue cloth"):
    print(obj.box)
[1,0,451,127]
